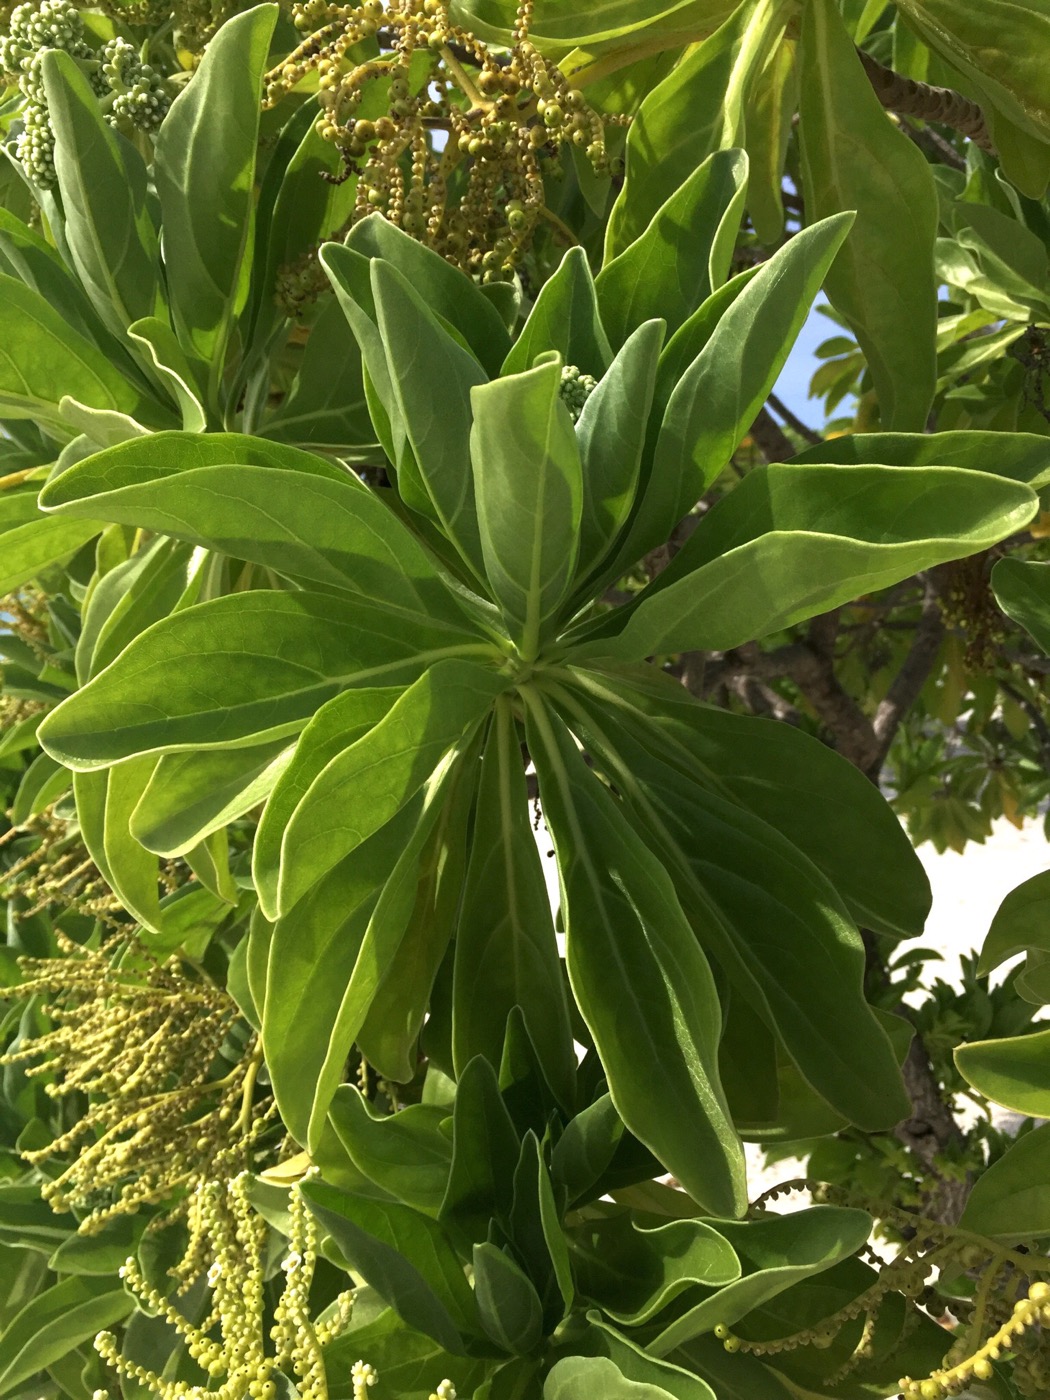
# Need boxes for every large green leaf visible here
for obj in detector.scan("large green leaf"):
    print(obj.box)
[574,319,664,584]
[451,0,737,54]
[580,464,1036,658]
[0,1274,133,1397]
[646,213,852,520]
[570,1214,740,1324]
[791,430,1050,487]
[327,1087,452,1216]
[154,4,277,375]
[566,1319,717,1400]
[557,687,909,1131]
[955,1029,1050,1117]
[42,50,162,340]
[798,0,938,429]
[439,1054,520,1243]
[604,0,787,258]
[0,273,149,433]
[301,1180,477,1353]
[274,658,507,916]
[597,148,747,350]
[0,486,101,594]
[452,699,575,1105]
[648,1208,872,1355]
[960,1124,1050,1240]
[471,358,583,657]
[41,431,468,624]
[992,557,1050,653]
[579,665,930,939]
[979,869,1050,973]
[38,591,481,769]
[525,695,746,1217]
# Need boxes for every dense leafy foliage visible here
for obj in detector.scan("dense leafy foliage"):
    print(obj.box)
[2,1,1050,1398]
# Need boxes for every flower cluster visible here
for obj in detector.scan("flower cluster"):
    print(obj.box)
[94,1174,355,1400]
[264,0,619,297]
[900,1281,1050,1399]
[0,933,274,1272]
[0,0,170,187]
[558,363,597,422]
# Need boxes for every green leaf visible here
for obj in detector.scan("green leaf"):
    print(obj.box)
[322,1294,489,1399]
[581,665,930,940]
[261,801,418,1146]
[48,1216,140,1277]
[979,870,1050,973]
[39,591,479,769]
[347,214,511,376]
[12,750,70,822]
[570,1213,740,1324]
[327,1087,452,1216]
[275,658,507,916]
[791,430,1050,488]
[452,0,738,55]
[743,35,797,244]
[955,1029,1050,1117]
[0,1274,133,1398]
[544,1356,676,1400]
[649,213,853,520]
[525,696,746,1217]
[473,1242,544,1355]
[574,319,664,583]
[0,273,149,432]
[562,1319,717,1400]
[558,687,910,1131]
[154,4,278,372]
[301,1180,477,1352]
[648,1207,873,1355]
[604,0,785,259]
[127,318,207,433]
[501,247,612,379]
[507,1131,574,1323]
[371,260,490,582]
[131,739,291,857]
[41,50,162,339]
[260,295,376,455]
[960,1123,1050,1239]
[453,699,575,1104]
[992,557,1050,653]
[41,431,469,624]
[798,0,938,429]
[440,1055,520,1242]
[585,464,1036,658]
[551,1093,625,1206]
[470,358,583,656]
[0,487,101,594]
[596,148,747,350]
[103,757,163,932]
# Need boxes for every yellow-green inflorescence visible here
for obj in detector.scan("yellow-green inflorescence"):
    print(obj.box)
[0,933,275,1279]
[94,1173,356,1400]
[264,0,620,304]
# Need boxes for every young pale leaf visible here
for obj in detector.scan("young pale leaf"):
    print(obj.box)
[583,464,1036,659]
[960,1124,1050,1239]
[276,659,508,915]
[604,0,786,259]
[38,591,475,769]
[955,1030,1050,1119]
[42,50,162,339]
[453,701,575,1104]
[470,359,583,657]
[300,1180,478,1352]
[501,247,611,379]
[992,558,1050,654]
[0,1274,133,1397]
[524,696,746,1217]
[0,273,150,432]
[154,4,277,372]
[371,259,489,583]
[798,0,938,429]
[648,1207,872,1355]
[596,148,747,350]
